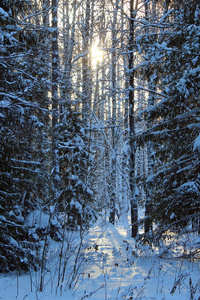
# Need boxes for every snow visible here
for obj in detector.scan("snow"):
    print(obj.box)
[9,237,19,248]
[70,199,82,210]
[0,7,8,19]
[178,181,199,193]
[0,219,200,300]
[193,133,200,152]
[0,100,11,108]
[50,206,55,214]
[86,186,94,195]
[25,210,50,229]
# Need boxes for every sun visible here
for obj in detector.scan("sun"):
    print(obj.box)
[90,42,103,67]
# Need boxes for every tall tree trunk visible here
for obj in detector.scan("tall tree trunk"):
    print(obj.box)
[144,0,156,234]
[82,0,91,124]
[61,0,76,108]
[109,0,119,224]
[121,0,130,219]
[129,0,138,238]
[51,0,60,203]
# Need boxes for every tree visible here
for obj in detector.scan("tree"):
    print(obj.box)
[138,0,200,239]
[58,0,97,229]
[0,0,50,271]
[109,0,119,225]
[143,0,157,235]
[129,0,139,238]
[59,105,96,229]
[51,0,60,204]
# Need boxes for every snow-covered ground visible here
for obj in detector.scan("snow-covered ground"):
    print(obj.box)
[0,219,200,300]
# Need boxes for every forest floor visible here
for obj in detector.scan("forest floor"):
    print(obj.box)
[0,217,200,300]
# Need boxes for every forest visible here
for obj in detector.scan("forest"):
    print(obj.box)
[0,0,200,298]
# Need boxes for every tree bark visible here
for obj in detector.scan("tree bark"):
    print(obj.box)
[51,0,60,202]
[109,0,119,225]
[144,0,153,234]
[129,0,138,238]
[82,0,91,124]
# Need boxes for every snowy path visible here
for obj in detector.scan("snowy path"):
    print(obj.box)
[0,221,200,300]
[74,222,200,300]
[75,222,144,299]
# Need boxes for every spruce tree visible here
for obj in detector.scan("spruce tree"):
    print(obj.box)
[0,0,50,271]
[137,0,200,238]
[59,103,96,230]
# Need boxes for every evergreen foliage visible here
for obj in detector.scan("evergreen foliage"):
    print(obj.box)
[59,105,96,229]
[0,0,50,272]
[137,0,200,237]
[0,0,96,271]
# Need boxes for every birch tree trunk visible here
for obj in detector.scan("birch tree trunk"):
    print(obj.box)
[82,0,91,124]
[109,0,119,224]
